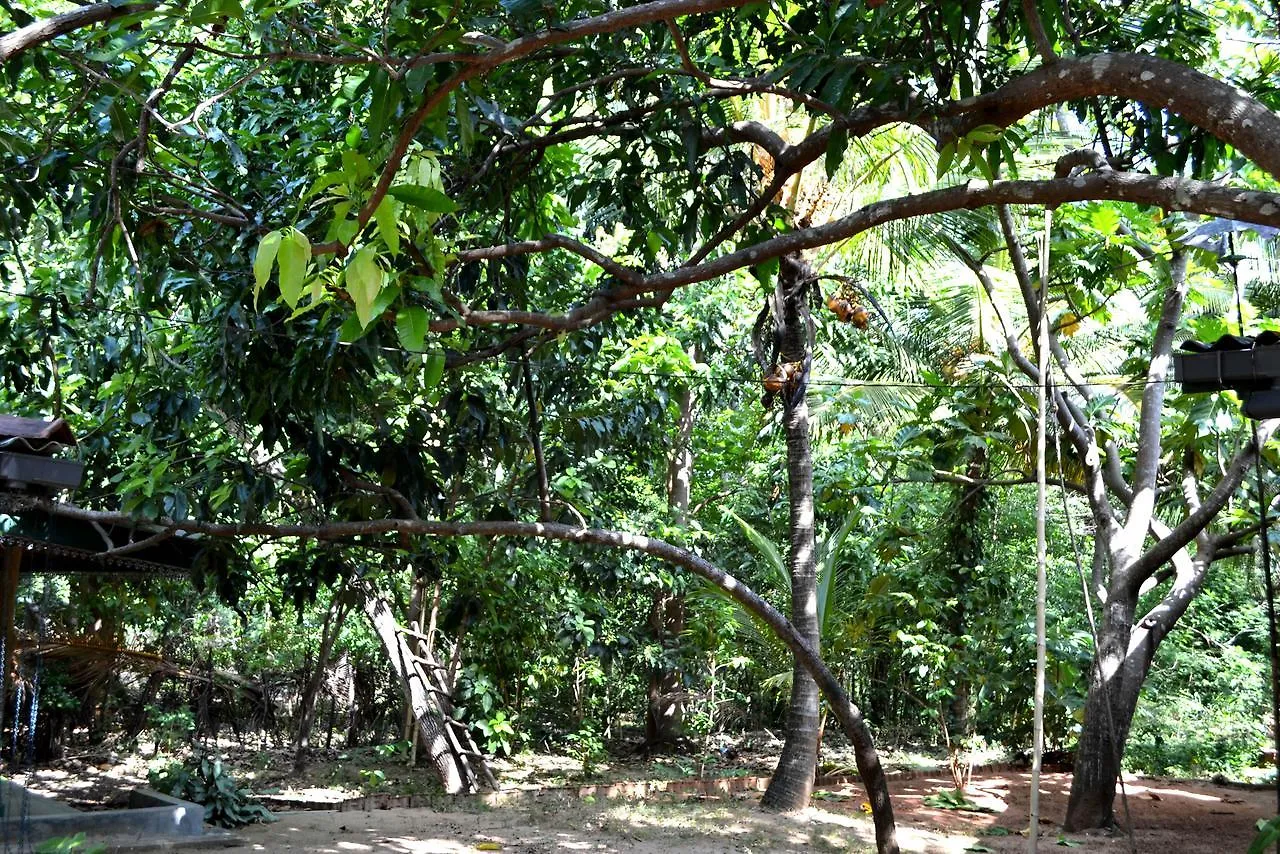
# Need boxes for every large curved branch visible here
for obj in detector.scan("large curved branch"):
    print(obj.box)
[431,173,1280,340]
[36,501,899,853]
[933,52,1280,181]
[0,2,157,64]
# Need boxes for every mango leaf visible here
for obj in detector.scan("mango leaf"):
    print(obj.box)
[305,170,348,200]
[965,123,1004,144]
[276,228,311,309]
[341,150,373,183]
[423,351,445,390]
[190,0,242,26]
[395,305,429,352]
[337,311,365,344]
[936,142,955,179]
[346,246,384,328]
[252,230,282,307]
[388,184,457,214]
[374,197,400,257]
[825,126,848,179]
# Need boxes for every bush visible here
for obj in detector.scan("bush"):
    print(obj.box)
[148,752,275,828]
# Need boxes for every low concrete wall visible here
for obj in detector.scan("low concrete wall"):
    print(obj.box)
[0,782,204,846]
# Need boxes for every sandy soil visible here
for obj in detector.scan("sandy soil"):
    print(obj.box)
[216,771,1275,854]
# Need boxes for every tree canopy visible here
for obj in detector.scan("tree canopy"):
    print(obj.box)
[6,1,1280,852]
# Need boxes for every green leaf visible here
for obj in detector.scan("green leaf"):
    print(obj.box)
[726,509,786,590]
[1249,817,1280,854]
[825,126,848,179]
[423,351,445,390]
[374,197,400,257]
[965,123,1004,144]
[341,150,373,183]
[395,305,429,352]
[306,170,348,200]
[252,230,282,307]
[388,184,457,214]
[190,0,242,26]
[337,310,366,343]
[276,228,311,309]
[346,245,384,328]
[455,89,474,154]
[937,142,955,179]
[970,151,995,183]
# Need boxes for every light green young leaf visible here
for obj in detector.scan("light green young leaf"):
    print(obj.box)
[395,305,429,352]
[346,246,384,328]
[374,197,400,257]
[252,230,283,307]
[388,184,458,214]
[276,228,311,309]
[341,150,373,183]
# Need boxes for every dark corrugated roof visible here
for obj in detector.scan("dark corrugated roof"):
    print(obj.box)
[0,510,202,576]
[0,416,76,454]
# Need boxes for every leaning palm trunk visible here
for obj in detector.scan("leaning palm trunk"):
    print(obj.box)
[360,582,496,794]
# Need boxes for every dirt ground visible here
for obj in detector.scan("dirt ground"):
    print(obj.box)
[215,771,1275,854]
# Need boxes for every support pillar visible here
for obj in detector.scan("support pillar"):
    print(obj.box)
[0,546,21,751]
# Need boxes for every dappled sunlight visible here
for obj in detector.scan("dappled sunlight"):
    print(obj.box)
[1130,784,1222,803]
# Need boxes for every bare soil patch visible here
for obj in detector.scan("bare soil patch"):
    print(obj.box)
[212,771,1272,853]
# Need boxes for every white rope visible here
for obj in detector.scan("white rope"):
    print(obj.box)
[1029,207,1052,852]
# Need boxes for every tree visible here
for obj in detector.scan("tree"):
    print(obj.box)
[7,0,1280,839]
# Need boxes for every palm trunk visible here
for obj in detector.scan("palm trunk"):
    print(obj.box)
[762,254,822,811]
[361,583,474,793]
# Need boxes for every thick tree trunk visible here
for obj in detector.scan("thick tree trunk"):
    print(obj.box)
[645,374,696,748]
[762,254,822,811]
[361,585,472,794]
[1064,592,1138,829]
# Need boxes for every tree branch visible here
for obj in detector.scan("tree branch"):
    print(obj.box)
[1119,251,1188,556]
[1,1,157,64]
[1123,419,1280,586]
[435,173,1280,338]
[309,0,755,257]
[37,498,900,852]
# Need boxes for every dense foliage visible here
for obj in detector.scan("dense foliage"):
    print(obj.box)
[4,0,1280,847]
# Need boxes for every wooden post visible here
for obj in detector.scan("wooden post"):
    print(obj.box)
[0,546,22,748]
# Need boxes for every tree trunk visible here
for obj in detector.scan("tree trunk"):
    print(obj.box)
[1064,591,1139,830]
[944,448,988,744]
[361,584,472,794]
[645,368,696,748]
[762,254,822,811]
[293,588,351,772]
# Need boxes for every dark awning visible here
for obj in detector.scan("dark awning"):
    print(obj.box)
[0,509,203,576]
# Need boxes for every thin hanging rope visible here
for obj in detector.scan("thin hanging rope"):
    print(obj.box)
[1226,232,1280,822]
[1029,207,1052,853]
[1253,427,1280,825]
[1054,422,1137,854]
